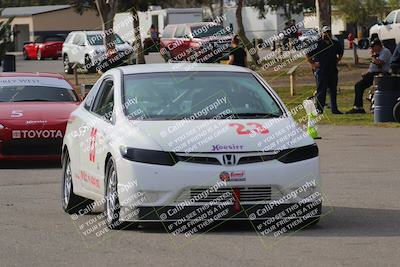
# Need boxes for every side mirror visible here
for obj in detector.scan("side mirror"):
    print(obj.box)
[382,20,388,25]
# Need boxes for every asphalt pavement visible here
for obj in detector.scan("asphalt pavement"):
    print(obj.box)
[1,125,399,267]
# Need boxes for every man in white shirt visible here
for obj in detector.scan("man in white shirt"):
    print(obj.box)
[346,39,392,114]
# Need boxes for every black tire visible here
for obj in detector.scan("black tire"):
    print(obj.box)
[37,49,43,60]
[23,49,29,60]
[105,157,131,230]
[85,55,96,73]
[393,101,400,123]
[52,56,59,60]
[63,54,73,74]
[61,151,93,214]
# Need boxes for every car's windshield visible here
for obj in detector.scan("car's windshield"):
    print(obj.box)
[123,72,283,120]
[0,86,78,102]
[191,25,230,38]
[87,34,125,45]
[44,36,65,42]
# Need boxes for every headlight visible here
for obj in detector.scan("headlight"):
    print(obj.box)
[276,144,318,163]
[0,123,4,130]
[120,147,178,166]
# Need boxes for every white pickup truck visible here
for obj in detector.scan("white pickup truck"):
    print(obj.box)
[369,9,400,51]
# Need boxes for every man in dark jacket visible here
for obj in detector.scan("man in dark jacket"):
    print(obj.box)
[306,26,344,114]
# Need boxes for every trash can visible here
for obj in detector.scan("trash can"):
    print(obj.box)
[2,54,16,72]
[374,75,400,122]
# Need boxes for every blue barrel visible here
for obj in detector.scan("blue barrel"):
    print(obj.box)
[374,75,400,122]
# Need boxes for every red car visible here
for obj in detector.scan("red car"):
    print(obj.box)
[160,22,233,63]
[23,35,65,60]
[0,73,80,161]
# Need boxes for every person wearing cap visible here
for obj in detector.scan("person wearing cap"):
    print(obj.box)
[346,38,392,114]
[306,26,344,114]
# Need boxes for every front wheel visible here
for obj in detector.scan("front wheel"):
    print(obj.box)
[85,55,96,73]
[37,49,43,60]
[61,151,93,214]
[105,157,129,229]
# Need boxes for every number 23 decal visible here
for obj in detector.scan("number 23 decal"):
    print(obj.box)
[229,122,269,135]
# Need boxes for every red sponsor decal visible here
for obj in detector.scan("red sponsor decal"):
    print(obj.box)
[75,170,100,188]
[232,187,241,212]
[89,128,97,163]
[229,122,269,135]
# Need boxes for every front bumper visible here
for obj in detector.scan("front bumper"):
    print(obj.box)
[116,155,321,222]
[0,139,62,161]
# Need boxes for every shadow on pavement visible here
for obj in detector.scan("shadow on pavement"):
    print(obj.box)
[130,206,400,237]
[0,161,61,169]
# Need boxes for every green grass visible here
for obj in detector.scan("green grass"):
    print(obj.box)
[273,85,400,127]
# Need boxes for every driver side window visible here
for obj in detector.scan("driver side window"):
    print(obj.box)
[91,79,114,122]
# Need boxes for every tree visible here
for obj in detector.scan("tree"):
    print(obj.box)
[315,0,331,29]
[236,0,260,67]
[119,1,157,64]
[95,0,119,56]
[333,0,387,25]
[0,11,13,64]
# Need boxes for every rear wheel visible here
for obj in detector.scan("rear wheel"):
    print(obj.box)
[23,49,29,60]
[61,151,93,214]
[63,54,73,74]
[393,100,400,122]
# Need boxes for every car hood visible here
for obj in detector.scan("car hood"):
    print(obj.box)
[121,117,314,153]
[369,24,380,34]
[0,102,79,122]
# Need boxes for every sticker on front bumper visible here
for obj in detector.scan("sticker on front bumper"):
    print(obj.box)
[219,171,246,182]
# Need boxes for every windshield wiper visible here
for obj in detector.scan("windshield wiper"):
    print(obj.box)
[219,112,282,119]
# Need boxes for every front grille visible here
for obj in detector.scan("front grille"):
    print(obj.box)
[177,155,221,165]
[2,139,63,156]
[189,186,281,203]
[237,155,275,165]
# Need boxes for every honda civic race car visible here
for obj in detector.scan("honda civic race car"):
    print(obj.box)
[0,73,80,161]
[62,64,322,231]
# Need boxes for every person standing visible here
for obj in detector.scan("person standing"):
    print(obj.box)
[306,26,344,114]
[346,39,392,114]
[228,35,247,67]
[149,24,159,40]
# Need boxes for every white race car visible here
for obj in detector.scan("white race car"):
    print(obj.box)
[62,63,322,231]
